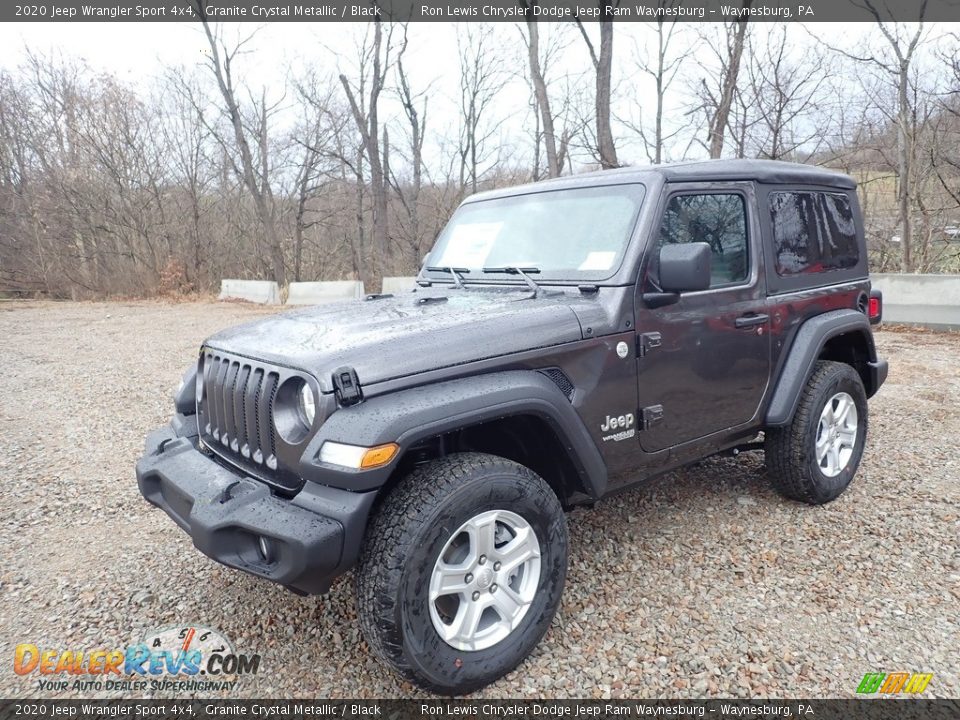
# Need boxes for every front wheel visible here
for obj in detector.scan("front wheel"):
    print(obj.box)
[355,452,568,695]
[765,360,868,504]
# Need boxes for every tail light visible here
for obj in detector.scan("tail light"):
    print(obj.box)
[868,290,882,324]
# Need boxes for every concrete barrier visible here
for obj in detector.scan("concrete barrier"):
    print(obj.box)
[287,280,365,305]
[871,273,960,330]
[218,279,280,305]
[381,276,418,294]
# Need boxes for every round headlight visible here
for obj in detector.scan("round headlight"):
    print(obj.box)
[298,383,316,427]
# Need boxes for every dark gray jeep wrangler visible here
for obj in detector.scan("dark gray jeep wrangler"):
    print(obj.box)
[137,159,887,694]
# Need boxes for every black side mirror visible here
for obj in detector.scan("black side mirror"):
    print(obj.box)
[659,242,712,293]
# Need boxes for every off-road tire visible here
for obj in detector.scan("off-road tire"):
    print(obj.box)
[355,452,568,695]
[765,360,868,504]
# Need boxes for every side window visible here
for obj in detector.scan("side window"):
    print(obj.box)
[656,193,749,287]
[769,192,859,275]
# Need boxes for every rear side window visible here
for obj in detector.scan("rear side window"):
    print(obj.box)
[769,192,859,276]
[657,193,748,287]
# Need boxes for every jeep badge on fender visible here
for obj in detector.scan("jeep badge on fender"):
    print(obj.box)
[137,159,887,695]
[600,413,637,442]
[600,413,635,432]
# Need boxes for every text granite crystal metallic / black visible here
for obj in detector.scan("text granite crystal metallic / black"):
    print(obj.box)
[136,158,888,695]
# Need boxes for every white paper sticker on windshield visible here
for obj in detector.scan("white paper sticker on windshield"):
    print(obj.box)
[436,222,502,267]
[578,251,616,271]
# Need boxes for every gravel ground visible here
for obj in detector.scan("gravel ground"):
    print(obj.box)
[1,300,958,699]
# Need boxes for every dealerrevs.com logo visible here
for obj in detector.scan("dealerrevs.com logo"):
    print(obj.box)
[856,672,933,694]
[14,624,260,693]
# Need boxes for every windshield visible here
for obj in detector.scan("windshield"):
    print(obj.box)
[425,184,645,282]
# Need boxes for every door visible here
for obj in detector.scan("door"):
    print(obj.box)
[635,183,770,453]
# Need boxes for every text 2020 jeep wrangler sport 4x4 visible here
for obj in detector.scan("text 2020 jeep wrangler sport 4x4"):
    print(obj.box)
[137,159,887,694]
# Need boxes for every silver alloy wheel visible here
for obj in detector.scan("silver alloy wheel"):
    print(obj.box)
[816,391,858,478]
[428,509,542,652]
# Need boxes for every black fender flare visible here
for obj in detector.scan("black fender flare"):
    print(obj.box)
[173,363,198,416]
[298,370,608,498]
[765,309,880,427]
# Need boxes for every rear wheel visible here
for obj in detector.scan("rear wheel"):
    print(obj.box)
[765,360,868,504]
[355,452,568,695]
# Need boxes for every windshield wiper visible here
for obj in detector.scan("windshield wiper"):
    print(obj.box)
[482,266,542,298]
[426,266,470,289]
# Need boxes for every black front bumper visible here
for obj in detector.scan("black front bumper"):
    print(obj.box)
[136,422,376,594]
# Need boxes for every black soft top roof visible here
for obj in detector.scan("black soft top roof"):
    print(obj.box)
[467,159,856,204]
[641,158,855,188]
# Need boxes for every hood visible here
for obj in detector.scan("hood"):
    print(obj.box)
[204,288,589,392]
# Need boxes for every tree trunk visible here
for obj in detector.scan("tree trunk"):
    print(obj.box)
[708,8,751,159]
[353,147,368,287]
[897,61,913,272]
[293,166,309,282]
[339,18,390,278]
[376,124,389,276]
[654,20,666,164]
[595,15,618,168]
[524,10,560,178]
[198,18,285,285]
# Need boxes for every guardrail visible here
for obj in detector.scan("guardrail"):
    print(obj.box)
[381,276,418,294]
[221,278,421,305]
[286,281,365,305]
[871,273,960,330]
[218,280,280,305]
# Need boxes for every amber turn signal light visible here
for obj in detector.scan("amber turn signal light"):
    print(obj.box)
[360,443,400,469]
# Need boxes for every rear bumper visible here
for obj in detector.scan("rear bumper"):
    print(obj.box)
[136,423,375,594]
[868,358,888,397]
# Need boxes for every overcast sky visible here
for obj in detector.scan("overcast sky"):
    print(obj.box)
[0,21,952,168]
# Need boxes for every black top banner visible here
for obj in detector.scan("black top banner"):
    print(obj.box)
[4,0,957,23]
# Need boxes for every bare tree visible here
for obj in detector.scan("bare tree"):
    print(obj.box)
[0,67,49,294]
[339,17,394,277]
[742,27,832,160]
[192,5,286,285]
[456,25,508,194]
[696,3,753,159]
[5,19,960,300]
[867,5,927,273]
[163,69,218,287]
[934,34,960,226]
[820,1,929,271]
[296,69,372,284]
[520,1,562,178]
[574,1,619,168]
[288,79,338,283]
[623,2,687,164]
[391,24,430,269]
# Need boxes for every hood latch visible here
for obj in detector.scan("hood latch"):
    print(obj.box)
[332,366,363,407]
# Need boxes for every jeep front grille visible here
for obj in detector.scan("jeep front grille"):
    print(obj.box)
[197,351,299,490]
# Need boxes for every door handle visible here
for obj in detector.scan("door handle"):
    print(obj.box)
[735,313,769,329]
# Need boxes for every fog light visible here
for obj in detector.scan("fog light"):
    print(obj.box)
[257,536,273,563]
